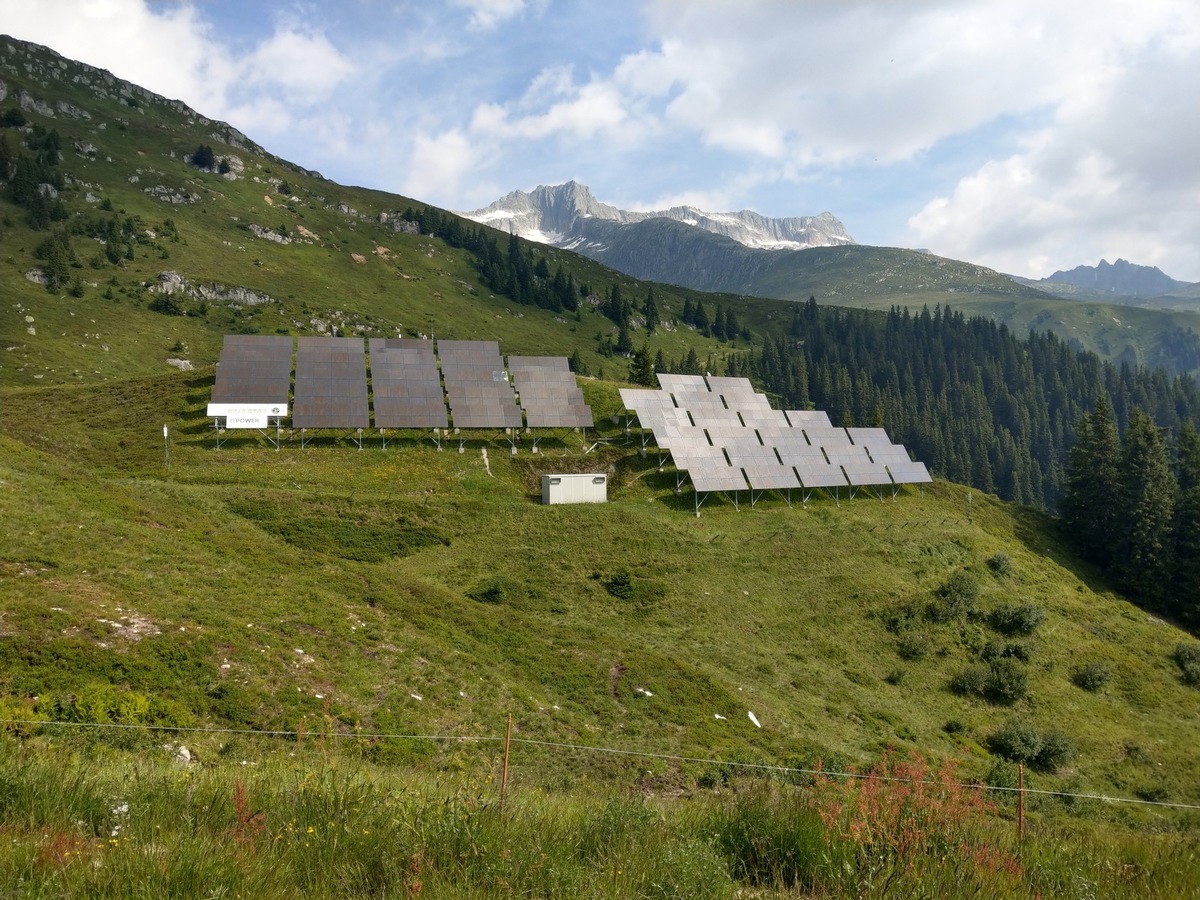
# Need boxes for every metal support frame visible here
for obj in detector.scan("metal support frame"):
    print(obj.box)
[212,417,226,449]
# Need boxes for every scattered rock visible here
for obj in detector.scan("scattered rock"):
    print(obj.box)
[247,223,291,244]
[144,185,200,204]
[165,357,193,371]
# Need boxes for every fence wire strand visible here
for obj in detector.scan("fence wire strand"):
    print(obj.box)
[4,718,1199,812]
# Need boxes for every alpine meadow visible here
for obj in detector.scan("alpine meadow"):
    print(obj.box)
[1,34,1198,899]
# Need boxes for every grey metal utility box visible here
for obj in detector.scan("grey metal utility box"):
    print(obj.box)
[542,473,608,505]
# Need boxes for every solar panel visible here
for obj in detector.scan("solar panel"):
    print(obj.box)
[292,337,369,428]
[439,340,522,428]
[688,465,750,492]
[785,410,834,429]
[509,356,594,428]
[368,338,448,428]
[210,335,292,409]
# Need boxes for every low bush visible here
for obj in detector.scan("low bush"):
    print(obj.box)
[1036,730,1078,771]
[895,633,929,661]
[986,552,1015,578]
[988,603,1045,636]
[950,664,990,696]
[981,640,1033,663]
[987,719,1043,764]
[1174,644,1200,687]
[987,720,1077,772]
[928,571,980,622]
[950,659,1028,704]
[603,569,634,599]
[1071,661,1111,691]
[986,658,1029,704]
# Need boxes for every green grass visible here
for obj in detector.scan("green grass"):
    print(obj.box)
[2,35,1199,894]
[2,736,1196,899]
[2,370,1198,815]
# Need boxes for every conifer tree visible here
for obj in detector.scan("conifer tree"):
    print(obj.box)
[629,345,655,386]
[1115,410,1176,604]
[1060,397,1121,565]
[643,287,659,334]
[1172,424,1200,621]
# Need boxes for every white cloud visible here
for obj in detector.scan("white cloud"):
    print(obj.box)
[403,129,479,200]
[452,0,527,31]
[907,11,1200,279]
[242,27,358,100]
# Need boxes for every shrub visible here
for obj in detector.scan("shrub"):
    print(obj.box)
[988,603,1045,635]
[981,640,1032,663]
[604,570,634,600]
[986,658,1029,704]
[1035,730,1077,771]
[986,552,1015,578]
[950,664,990,696]
[895,633,929,661]
[884,669,905,686]
[987,719,1043,764]
[1175,644,1200,687]
[984,759,1020,791]
[942,718,967,735]
[469,579,506,604]
[1071,662,1111,691]
[928,571,980,622]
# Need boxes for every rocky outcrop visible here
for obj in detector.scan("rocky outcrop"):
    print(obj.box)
[154,271,278,306]
[144,185,200,204]
[247,224,291,244]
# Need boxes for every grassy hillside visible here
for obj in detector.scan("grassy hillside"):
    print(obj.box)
[2,34,1199,896]
[2,370,1198,812]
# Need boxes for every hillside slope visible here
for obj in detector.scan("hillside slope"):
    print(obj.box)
[2,372,1198,811]
[1,35,1198,813]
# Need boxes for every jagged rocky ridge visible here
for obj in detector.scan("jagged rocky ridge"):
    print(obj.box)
[462,180,854,252]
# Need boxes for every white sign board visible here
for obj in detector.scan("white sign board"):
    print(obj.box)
[207,403,288,429]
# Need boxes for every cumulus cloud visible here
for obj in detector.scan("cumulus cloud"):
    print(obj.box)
[403,129,479,200]
[906,6,1200,279]
[0,0,356,135]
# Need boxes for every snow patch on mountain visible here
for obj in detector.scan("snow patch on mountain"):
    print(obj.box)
[460,181,854,252]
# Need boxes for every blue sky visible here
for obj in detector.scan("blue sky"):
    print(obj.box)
[3,0,1199,280]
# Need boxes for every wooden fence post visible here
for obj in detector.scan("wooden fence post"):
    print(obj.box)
[500,713,512,811]
[1017,763,1025,844]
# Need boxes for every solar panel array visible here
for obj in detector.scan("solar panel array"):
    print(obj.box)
[368,338,448,428]
[293,336,370,428]
[210,335,292,407]
[209,336,596,435]
[438,339,523,429]
[508,355,594,428]
[619,375,931,496]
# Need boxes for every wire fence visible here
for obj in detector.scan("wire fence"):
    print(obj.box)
[4,717,1199,812]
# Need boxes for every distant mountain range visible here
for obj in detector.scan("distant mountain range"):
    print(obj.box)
[462,181,855,253]
[1015,259,1200,309]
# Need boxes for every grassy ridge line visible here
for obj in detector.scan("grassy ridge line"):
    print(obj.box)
[2,373,1199,809]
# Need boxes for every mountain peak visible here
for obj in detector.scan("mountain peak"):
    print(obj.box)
[461,182,854,252]
[1046,259,1188,297]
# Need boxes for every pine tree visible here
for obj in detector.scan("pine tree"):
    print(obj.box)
[1171,424,1200,621]
[1060,397,1121,565]
[1115,410,1176,604]
[629,345,655,386]
[643,288,659,334]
